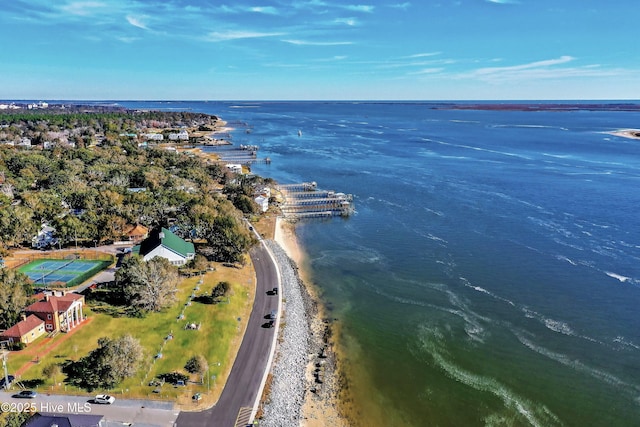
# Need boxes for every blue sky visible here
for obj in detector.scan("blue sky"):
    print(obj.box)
[1,0,638,100]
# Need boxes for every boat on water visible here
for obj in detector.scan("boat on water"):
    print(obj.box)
[298,130,302,137]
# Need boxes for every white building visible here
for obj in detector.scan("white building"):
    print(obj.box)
[168,130,189,141]
[133,228,195,266]
[144,133,164,141]
[255,195,269,212]
[226,164,243,174]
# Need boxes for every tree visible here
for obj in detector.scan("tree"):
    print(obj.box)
[185,355,208,377]
[43,364,62,386]
[202,214,252,263]
[189,254,210,272]
[63,335,143,391]
[116,256,179,312]
[0,269,32,330]
[103,335,144,380]
[211,281,230,299]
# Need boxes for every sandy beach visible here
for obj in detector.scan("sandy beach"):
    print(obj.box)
[272,218,348,427]
[608,129,640,140]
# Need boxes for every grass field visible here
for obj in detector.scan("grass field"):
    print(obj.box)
[9,261,256,407]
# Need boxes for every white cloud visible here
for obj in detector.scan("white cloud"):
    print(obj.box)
[408,68,444,75]
[390,2,411,9]
[457,56,633,83]
[207,30,285,42]
[343,5,375,13]
[60,1,106,16]
[334,17,358,26]
[117,36,139,43]
[250,6,280,15]
[474,56,575,75]
[486,0,519,4]
[405,52,441,58]
[126,15,150,30]
[283,39,353,46]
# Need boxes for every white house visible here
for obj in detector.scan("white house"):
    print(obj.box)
[168,130,189,141]
[144,133,164,141]
[226,164,243,174]
[32,224,58,249]
[133,227,195,266]
[255,195,269,212]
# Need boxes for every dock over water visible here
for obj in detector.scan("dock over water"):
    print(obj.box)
[278,182,354,219]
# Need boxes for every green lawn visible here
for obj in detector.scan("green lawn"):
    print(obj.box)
[11,263,255,403]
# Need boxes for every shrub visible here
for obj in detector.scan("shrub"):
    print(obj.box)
[158,371,188,385]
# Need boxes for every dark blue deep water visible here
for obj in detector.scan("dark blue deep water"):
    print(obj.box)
[122,101,640,426]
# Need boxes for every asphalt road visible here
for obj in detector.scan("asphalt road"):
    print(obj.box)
[176,243,279,427]
[0,391,179,426]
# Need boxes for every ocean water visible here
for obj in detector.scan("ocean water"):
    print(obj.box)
[121,101,640,426]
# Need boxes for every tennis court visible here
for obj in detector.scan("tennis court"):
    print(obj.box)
[18,259,110,287]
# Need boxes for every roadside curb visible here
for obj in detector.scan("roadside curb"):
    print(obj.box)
[248,230,283,424]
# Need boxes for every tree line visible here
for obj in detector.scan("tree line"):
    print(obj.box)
[0,110,267,263]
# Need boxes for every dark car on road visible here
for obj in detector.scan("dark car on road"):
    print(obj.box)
[13,390,37,399]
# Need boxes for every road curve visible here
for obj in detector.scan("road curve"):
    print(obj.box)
[176,243,280,427]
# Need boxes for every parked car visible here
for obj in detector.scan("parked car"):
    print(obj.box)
[269,310,277,320]
[192,392,202,401]
[13,390,37,399]
[0,375,15,389]
[272,287,278,295]
[94,394,115,404]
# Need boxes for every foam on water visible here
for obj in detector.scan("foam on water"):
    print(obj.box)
[417,324,562,427]
[556,255,578,266]
[605,271,632,283]
[613,336,640,351]
[461,277,516,307]
[513,329,640,396]
[522,308,575,336]
[423,138,533,160]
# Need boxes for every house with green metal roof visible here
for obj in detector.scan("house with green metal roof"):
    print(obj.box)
[133,227,195,266]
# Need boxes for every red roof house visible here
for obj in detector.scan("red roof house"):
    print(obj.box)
[0,314,46,345]
[25,293,85,334]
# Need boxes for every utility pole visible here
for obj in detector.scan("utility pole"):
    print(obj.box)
[1,346,9,390]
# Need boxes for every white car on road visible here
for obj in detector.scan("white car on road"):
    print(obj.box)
[94,394,115,404]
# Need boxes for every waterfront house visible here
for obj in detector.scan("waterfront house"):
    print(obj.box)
[133,227,195,266]
[255,195,269,212]
[168,129,189,141]
[226,164,243,174]
[25,293,85,334]
[143,133,164,141]
[0,314,46,345]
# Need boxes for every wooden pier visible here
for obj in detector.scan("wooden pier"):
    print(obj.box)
[278,182,354,219]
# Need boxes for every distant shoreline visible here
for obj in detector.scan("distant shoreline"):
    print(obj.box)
[436,102,640,112]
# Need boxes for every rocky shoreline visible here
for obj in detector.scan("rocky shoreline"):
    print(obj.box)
[258,240,345,427]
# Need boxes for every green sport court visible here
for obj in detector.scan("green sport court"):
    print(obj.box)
[18,259,110,288]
